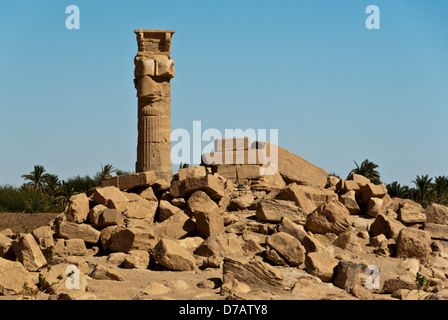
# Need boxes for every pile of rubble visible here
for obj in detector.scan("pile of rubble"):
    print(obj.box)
[2,142,448,300]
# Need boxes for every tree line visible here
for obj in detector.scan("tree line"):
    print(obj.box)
[0,164,131,213]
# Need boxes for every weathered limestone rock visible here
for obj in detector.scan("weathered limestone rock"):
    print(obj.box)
[222,256,283,294]
[102,172,157,190]
[255,141,329,188]
[55,221,101,244]
[178,166,206,181]
[359,183,388,205]
[134,29,175,182]
[157,200,181,221]
[398,204,426,224]
[64,239,87,256]
[228,193,255,211]
[153,239,196,271]
[123,198,157,221]
[90,264,127,281]
[333,231,362,253]
[305,251,339,282]
[64,193,90,223]
[424,223,448,240]
[122,250,150,269]
[424,203,448,225]
[347,174,371,186]
[333,259,369,290]
[187,190,224,238]
[0,234,14,259]
[32,226,54,250]
[184,174,225,200]
[278,217,308,242]
[396,228,432,263]
[369,213,406,239]
[0,257,34,295]
[265,232,306,266]
[92,187,129,212]
[366,197,385,217]
[339,190,361,215]
[194,233,246,258]
[12,234,47,272]
[256,198,306,224]
[305,200,352,235]
[276,183,317,214]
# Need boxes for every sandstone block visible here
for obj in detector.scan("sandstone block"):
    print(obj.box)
[305,251,339,282]
[178,166,206,181]
[0,234,14,259]
[214,138,250,152]
[12,234,47,272]
[184,174,225,200]
[333,231,362,253]
[157,200,181,221]
[188,190,224,238]
[92,187,129,212]
[0,257,34,295]
[122,250,150,269]
[369,213,406,239]
[305,200,352,235]
[55,221,101,244]
[123,198,157,221]
[278,217,308,242]
[32,226,54,250]
[265,232,306,266]
[64,193,90,223]
[398,204,426,224]
[339,190,361,215]
[256,198,307,224]
[222,257,283,294]
[194,233,246,258]
[396,228,432,263]
[424,203,448,225]
[236,165,262,180]
[153,239,196,271]
[424,223,448,240]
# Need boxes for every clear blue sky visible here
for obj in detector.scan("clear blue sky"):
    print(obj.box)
[0,0,447,187]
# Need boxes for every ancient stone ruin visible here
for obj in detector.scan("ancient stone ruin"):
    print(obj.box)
[2,29,448,301]
[134,29,175,182]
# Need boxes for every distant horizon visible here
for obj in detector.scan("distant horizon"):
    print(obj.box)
[1,0,447,188]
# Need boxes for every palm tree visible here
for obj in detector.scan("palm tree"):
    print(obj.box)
[21,165,50,193]
[412,175,433,206]
[348,159,381,184]
[43,173,60,197]
[95,164,115,186]
[433,176,448,205]
[386,181,411,199]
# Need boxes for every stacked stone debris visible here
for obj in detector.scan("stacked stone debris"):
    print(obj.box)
[2,141,448,300]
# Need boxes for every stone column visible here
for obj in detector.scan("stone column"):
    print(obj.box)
[134,29,175,182]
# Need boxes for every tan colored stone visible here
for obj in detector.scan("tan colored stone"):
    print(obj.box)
[92,186,129,212]
[194,233,246,258]
[424,203,448,225]
[32,226,54,250]
[222,256,283,294]
[398,204,426,224]
[396,228,432,263]
[0,234,14,259]
[184,174,225,200]
[333,231,362,253]
[339,190,361,215]
[256,198,307,224]
[0,257,35,295]
[369,213,406,240]
[55,221,101,244]
[123,198,157,221]
[305,200,352,235]
[64,239,87,256]
[153,239,196,271]
[265,232,306,266]
[305,251,339,282]
[12,234,47,271]
[158,200,181,221]
[236,165,261,180]
[178,166,206,181]
[214,138,250,152]
[424,223,448,240]
[64,193,90,223]
[122,250,150,269]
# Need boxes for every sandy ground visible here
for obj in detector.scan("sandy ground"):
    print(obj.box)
[0,212,60,234]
